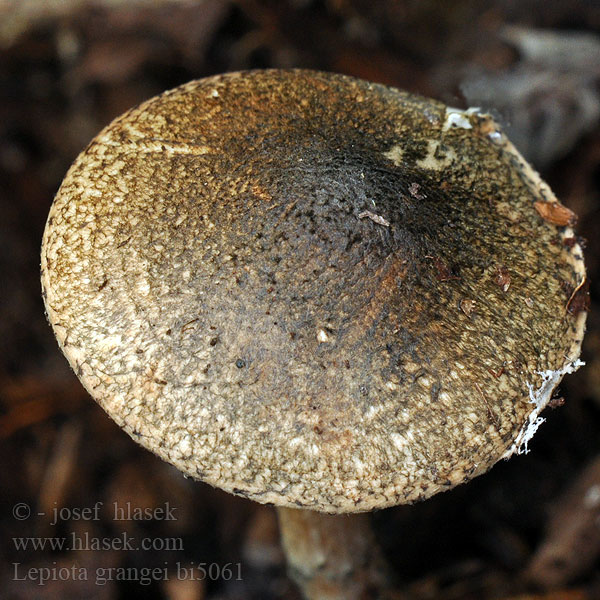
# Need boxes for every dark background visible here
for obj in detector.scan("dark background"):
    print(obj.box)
[1,1,599,598]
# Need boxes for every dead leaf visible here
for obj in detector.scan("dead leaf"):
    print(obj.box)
[408,182,426,199]
[459,298,475,317]
[427,256,460,281]
[534,201,577,226]
[358,210,390,227]
[494,265,511,292]
[566,278,590,315]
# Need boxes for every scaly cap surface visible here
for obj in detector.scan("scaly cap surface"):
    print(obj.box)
[41,70,586,512]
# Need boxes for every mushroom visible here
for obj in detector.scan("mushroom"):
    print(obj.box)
[41,69,587,598]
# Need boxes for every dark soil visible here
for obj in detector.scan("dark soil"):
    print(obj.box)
[1,2,599,599]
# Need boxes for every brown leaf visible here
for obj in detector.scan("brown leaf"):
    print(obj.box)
[494,265,511,292]
[459,298,475,317]
[427,256,460,281]
[566,278,590,315]
[408,182,426,199]
[534,201,577,226]
[358,210,390,227]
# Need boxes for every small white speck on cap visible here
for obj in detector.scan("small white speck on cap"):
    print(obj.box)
[317,329,330,343]
[353,456,365,475]
[443,109,473,131]
[178,437,192,455]
[391,433,404,450]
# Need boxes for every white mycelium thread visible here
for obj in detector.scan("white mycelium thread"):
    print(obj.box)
[504,359,585,457]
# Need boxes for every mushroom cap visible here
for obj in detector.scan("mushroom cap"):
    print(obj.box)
[41,70,586,513]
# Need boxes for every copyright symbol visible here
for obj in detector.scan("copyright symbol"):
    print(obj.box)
[13,503,31,520]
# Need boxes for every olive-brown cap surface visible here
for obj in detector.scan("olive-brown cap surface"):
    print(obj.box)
[41,69,586,513]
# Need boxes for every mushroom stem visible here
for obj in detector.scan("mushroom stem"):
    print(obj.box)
[277,506,392,600]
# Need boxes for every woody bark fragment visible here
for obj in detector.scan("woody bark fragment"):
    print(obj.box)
[526,456,600,588]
